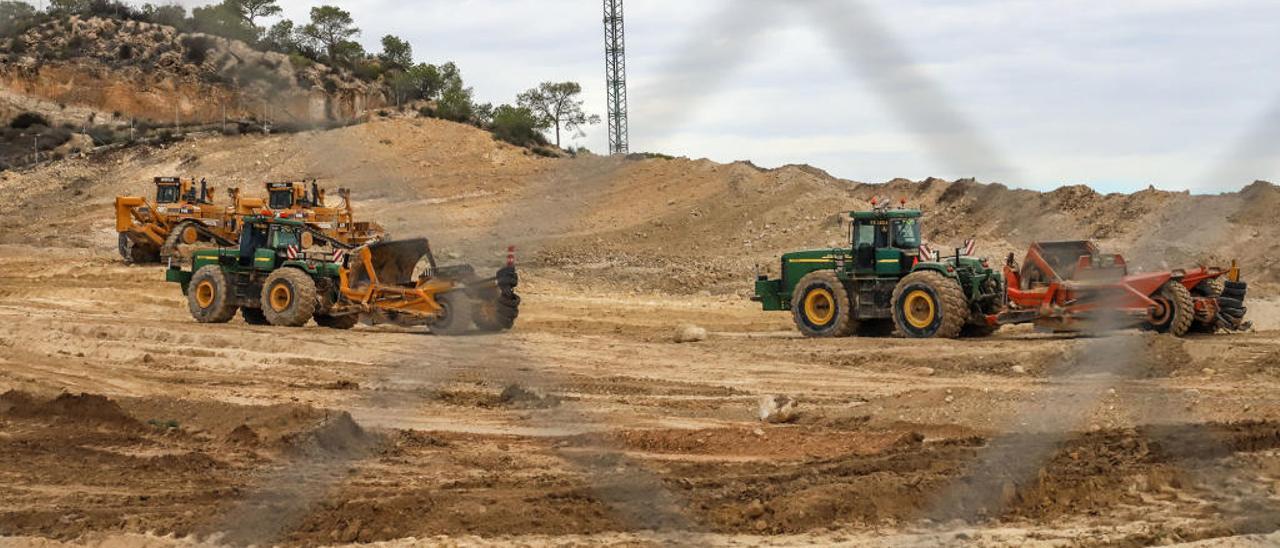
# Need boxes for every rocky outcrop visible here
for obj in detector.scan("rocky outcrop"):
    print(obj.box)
[0,16,386,128]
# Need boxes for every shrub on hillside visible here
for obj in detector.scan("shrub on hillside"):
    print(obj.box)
[10,112,48,129]
[488,104,545,147]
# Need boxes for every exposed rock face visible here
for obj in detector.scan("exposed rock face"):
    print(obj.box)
[0,16,386,127]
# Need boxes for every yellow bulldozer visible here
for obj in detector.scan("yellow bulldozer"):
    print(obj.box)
[263,180,387,246]
[114,177,240,264]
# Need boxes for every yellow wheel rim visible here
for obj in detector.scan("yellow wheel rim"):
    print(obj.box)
[269,283,292,312]
[803,288,836,325]
[194,280,215,308]
[180,226,199,245]
[903,290,936,329]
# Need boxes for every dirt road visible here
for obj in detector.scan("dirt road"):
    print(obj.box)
[3,243,1280,546]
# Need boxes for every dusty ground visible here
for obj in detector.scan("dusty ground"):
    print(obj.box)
[2,245,1280,546]
[3,119,1280,546]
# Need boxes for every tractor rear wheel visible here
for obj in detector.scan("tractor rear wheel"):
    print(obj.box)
[315,314,358,330]
[260,268,317,327]
[187,265,237,323]
[790,271,856,337]
[1144,280,1194,336]
[240,307,269,325]
[431,291,473,335]
[891,271,967,339]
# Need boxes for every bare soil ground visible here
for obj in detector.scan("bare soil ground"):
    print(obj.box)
[3,119,1280,546]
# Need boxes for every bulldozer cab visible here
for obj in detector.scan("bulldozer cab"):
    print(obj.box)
[266,181,325,210]
[155,177,214,205]
[848,209,922,275]
[154,177,183,204]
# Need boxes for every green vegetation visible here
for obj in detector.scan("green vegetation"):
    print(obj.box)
[517,81,600,148]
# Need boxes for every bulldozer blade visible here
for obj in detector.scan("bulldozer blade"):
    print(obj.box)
[350,239,431,287]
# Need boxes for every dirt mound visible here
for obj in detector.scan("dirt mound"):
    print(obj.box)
[279,412,376,459]
[224,424,259,446]
[1,390,139,426]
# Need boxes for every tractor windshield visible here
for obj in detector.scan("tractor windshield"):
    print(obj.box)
[891,218,921,249]
[271,227,300,250]
[155,185,180,203]
[269,190,294,209]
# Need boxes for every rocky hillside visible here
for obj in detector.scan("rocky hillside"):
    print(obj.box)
[0,16,385,130]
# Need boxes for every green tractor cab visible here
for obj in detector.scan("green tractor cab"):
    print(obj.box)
[753,202,1004,338]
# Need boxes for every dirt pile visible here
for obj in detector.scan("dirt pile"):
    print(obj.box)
[1,390,139,426]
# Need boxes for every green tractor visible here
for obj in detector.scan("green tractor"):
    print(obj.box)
[166,215,520,334]
[753,202,1004,338]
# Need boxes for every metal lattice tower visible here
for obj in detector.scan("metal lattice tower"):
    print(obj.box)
[603,0,629,155]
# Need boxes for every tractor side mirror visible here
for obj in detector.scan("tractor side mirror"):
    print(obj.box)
[300,232,314,249]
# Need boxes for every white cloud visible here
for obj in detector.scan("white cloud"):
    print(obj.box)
[247,1,1280,192]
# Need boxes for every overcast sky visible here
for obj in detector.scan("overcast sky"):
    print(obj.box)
[180,1,1280,193]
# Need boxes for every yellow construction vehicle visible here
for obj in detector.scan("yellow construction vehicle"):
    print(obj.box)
[263,180,387,246]
[114,177,239,264]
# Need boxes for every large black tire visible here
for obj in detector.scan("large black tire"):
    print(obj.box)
[315,314,359,330]
[260,268,317,327]
[790,271,857,337]
[1222,305,1247,319]
[187,265,237,323]
[1144,280,1194,336]
[241,307,269,325]
[891,270,967,339]
[1218,296,1244,311]
[431,291,473,335]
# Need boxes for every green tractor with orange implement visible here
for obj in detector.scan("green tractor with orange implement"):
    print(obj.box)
[754,200,1250,338]
[753,200,1004,338]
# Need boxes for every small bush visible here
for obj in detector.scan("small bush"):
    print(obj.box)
[488,104,546,147]
[88,126,116,144]
[418,105,436,118]
[10,112,48,129]
[531,146,559,158]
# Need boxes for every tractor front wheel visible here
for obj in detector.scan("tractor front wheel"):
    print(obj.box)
[187,265,237,323]
[891,271,967,339]
[1144,280,1194,336]
[260,268,318,327]
[790,271,856,337]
